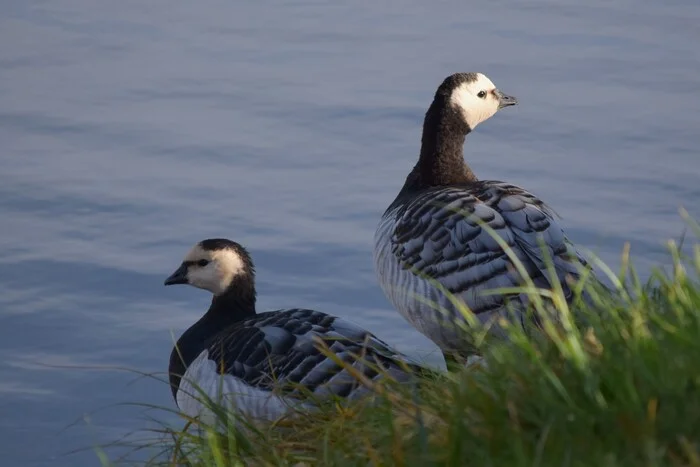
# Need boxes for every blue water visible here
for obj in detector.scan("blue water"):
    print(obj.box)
[1,0,699,465]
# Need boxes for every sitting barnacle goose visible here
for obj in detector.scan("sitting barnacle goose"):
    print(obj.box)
[163,238,422,423]
[374,72,595,367]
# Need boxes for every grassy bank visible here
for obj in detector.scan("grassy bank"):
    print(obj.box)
[104,235,700,467]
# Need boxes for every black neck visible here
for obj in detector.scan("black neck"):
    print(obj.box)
[168,277,257,399]
[207,278,257,319]
[401,96,477,194]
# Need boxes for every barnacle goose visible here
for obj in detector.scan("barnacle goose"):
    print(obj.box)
[164,238,423,424]
[373,72,595,367]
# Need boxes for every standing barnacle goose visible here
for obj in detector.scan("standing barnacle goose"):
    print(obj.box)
[163,238,422,423]
[374,72,594,367]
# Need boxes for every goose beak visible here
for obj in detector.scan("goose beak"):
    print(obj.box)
[496,90,518,109]
[164,263,189,286]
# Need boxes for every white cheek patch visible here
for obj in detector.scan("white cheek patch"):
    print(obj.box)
[182,246,248,295]
[450,86,499,129]
[215,266,229,295]
[210,250,246,295]
[187,267,219,293]
[449,73,502,129]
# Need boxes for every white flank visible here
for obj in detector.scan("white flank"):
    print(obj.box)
[373,208,454,344]
[176,350,306,425]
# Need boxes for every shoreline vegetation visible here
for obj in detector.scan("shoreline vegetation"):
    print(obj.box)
[101,215,700,467]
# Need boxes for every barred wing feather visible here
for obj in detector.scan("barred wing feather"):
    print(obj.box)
[174,309,420,422]
[374,181,589,354]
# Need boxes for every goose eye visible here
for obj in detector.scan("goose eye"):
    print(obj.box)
[477,90,487,98]
[197,259,210,267]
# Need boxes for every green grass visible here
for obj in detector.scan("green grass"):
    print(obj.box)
[102,228,700,467]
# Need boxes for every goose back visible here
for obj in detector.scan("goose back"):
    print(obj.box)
[374,180,589,356]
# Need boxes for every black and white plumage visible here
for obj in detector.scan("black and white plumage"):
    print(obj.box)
[374,72,595,366]
[164,238,422,423]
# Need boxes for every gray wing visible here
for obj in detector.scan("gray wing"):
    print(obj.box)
[206,309,420,399]
[375,181,590,352]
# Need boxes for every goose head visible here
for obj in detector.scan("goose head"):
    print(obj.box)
[164,238,254,296]
[437,72,518,130]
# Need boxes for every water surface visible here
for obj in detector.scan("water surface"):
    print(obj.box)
[1,0,699,465]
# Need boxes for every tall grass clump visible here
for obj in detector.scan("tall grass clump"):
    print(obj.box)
[104,229,700,467]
